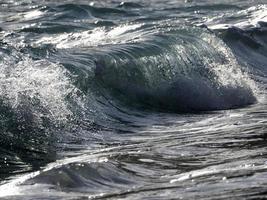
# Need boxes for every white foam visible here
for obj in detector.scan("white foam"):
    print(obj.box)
[201,32,259,98]
[35,24,143,49]
[206,5,267,30]
[23,10,44,20]
[170,162,267,183]
[0,57,81,122]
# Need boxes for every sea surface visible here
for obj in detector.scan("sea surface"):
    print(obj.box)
[0,0,267,199]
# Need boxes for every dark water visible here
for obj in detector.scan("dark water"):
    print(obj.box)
[0,0,267,199]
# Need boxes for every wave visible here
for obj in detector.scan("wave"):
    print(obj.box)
[0,50,83,123]
[0,44,87,178]
[74,25,258,112]
[26,24,259,112]
[0,22,260,132]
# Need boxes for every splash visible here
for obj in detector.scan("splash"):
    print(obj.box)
[0,56,82,123]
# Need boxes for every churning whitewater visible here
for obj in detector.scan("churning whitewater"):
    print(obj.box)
[0,0,267,199]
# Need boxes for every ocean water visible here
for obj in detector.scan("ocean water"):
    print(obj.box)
[0,0,266,199]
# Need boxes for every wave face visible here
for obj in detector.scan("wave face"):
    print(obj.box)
[0,0,267,199]
[92,25,257,112]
